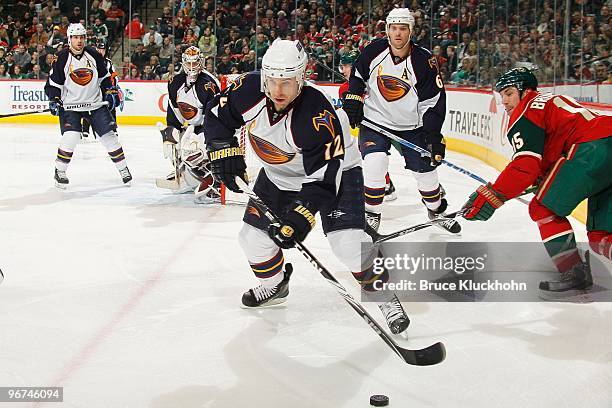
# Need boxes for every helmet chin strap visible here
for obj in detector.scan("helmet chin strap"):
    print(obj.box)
[390,39,410,52]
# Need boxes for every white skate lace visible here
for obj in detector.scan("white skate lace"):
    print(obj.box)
[379,297,405,323]
[437,218,458,230]
[252,284,277,302]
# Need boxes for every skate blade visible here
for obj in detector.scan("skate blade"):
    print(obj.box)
[55,181,67,190]
[384,192,397,201]
[240,297,288,309]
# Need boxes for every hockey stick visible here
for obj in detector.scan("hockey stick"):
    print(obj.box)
[0,101,109,119]
[367,186,538,244]
[361,119,531,205]
[235,177,446,366]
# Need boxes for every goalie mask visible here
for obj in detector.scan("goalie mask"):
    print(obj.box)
[182,46,203,80]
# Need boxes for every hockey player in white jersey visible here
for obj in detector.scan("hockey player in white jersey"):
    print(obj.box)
[204,39,410,335]
[158,46,221,203]
[45,23,131,188]
[342,8,457,232]
[81,39,123,141]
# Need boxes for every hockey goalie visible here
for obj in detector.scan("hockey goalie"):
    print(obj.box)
[156,46,222,204]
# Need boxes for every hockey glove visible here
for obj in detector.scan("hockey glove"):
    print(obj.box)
[207,139,247,193]
[268,200,317,249]
[462,183,507,221]
[424,131,446,167]
[104,86,121,110]
[342,92,364,127]
[49,97,63,116]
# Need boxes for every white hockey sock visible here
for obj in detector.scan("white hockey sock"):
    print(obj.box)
[55,131,81,171]
[412,170,442,210]
[99,131,127,170]
[238,223,284,287]
[363,152,389,213]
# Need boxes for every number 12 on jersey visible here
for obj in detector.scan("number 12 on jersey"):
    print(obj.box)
[324,134,344,160]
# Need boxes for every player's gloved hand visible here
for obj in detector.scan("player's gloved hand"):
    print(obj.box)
[424,131,446,167]
[462,183,506,221]
[342,92,364,127]
[268,200,317,249]
[104,86,121,110]
[49,97,63,116]
[207,139,247,193]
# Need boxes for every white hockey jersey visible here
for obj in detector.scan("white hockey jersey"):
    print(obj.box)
[44,46,111,112]
[205,72,361,211]
[166,70,220,129]
[348,38,446,133]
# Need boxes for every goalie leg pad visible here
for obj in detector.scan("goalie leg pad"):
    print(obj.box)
[239,223,285,285]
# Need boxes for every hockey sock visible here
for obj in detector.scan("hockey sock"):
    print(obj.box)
[99,131,127,169]
[55,131,81,171]
[363,152,388,213]
[412,170,442,210]
[249,249,285,287]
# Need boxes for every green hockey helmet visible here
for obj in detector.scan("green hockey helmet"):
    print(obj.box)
[495,67,538,93]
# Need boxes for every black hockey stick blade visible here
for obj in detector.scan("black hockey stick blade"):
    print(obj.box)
[399,341,446,366]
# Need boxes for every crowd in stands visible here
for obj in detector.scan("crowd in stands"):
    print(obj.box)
[0,0,610,86]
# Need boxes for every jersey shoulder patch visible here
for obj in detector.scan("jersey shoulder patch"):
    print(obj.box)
[292,87,342,149]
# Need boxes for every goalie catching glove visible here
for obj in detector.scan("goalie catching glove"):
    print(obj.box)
[268,200,317,249]
[462,183,507,221]
[206,139,247,192]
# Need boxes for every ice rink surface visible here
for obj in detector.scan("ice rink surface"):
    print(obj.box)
[0,124,610,408]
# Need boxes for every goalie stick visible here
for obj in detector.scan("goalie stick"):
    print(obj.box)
[235,177,446,366]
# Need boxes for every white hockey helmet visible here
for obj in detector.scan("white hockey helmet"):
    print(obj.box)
[386,8,415,32]
[182,46,203,78]
[67,23,87,40]
[261,39,307,96]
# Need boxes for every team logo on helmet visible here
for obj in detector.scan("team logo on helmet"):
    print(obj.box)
[178,102,198,120]
[248,125,295,165]
[376,66,411,102]
[69,67,94,86]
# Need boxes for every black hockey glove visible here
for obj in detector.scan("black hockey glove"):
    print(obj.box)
[49,97,63,116]
[104,86,121,110]
[207,139,247,193]
[268,200,317,249]
[424,131,446,167]
[342,92,364,127]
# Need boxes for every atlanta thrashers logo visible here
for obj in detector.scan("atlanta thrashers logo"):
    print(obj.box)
[70,67,94,86]
[178,102,198,120]
[248,121,295,165]
[376,66,411,102]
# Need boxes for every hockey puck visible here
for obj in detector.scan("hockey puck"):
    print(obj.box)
[370,394,389,406]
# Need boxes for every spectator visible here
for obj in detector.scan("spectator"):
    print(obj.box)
[58,16,70,37]
[216,54,234,74]
[161,62,176,81]
[28,63,47,79]
[144,34,160,56]
[40,52,55,74]
[100,0,112,12]
[125,14,145,49]
[29,24,49,48]
[183,28,198,45]
[11,64,27,79]
[141,64,158,80]
[239,49,256,72]
[593,61,609,82]
[129,66,140,79]
[120,56,136,79]
[149,55,162,78]
[69,6,83,24]
[250,32,269,59]
[13,45,31,69]
[130,43,150,72]
[90,2,106,23]
[142,25,162,47]
[40,0,57,22]
[0,64,9,79]
[105,3,125,28]
[158,36,174,68]
[92,18,109,43]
